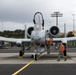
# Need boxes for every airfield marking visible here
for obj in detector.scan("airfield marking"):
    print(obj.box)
[12,60,35,75]
[12,52,46,75]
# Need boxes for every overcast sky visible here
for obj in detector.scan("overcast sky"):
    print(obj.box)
[0,0,76,32]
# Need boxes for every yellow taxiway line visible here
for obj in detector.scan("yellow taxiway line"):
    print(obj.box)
[12,52,46,75]
[12,60,35,75]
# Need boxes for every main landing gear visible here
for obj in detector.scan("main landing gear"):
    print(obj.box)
[19,44,39,61]
[19,44,25,58]
[19,50,24,58]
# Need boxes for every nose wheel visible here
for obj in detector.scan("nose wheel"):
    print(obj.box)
[19,50,24,58]
[31,54,38,60]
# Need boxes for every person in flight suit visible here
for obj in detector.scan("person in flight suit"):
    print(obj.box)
[57,43,67,61]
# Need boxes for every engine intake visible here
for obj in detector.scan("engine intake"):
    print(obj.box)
[49,26,60,37]
[27,27,34,37]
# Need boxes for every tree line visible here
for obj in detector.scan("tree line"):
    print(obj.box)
[0,29,75,38]
[0,29,25,38]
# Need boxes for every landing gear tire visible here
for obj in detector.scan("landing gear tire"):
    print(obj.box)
[35,54,37,61]
[19,51,24,57]
[31,55,34,58]
[47,51,50,54]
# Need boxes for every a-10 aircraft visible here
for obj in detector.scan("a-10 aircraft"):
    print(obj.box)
[0,12,76,60]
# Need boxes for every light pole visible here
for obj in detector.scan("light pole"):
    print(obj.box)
[72,14,75,31]
[2,21,3,32]
[51,12,63,26]
[72,14,75,46]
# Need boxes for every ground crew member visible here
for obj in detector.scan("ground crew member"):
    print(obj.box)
[57,43,66,61]
[46,37,53,54]
[63,43,67,61]
[48,37,53,45]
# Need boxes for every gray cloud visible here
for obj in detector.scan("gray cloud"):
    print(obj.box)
[0,0,76,32]
[0,0,48,23]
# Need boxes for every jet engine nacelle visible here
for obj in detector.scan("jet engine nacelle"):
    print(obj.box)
[16,40,22,46]
[27,27,34,37]
[49,26,60,37]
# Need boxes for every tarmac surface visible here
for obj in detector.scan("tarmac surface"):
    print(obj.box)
[0,46,76,75]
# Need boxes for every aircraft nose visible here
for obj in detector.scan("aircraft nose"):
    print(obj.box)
[34,37,40,41]
[33,37,41,44]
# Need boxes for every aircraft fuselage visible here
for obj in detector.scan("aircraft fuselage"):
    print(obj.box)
[31,29,46,45]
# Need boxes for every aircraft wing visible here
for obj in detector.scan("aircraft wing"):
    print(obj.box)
[0,37,31,43]
[53,37,76,43]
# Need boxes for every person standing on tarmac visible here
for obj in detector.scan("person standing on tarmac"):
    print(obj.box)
[63,43,67,61]
[46,37,53,54]
[57,43,67,61]
[48,37,53,45]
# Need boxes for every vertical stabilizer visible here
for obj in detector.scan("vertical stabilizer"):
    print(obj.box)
[64,23,66,38]
[25,25,27,38]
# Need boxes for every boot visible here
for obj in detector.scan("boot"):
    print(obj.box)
[64,56,67,61]
[57,59,60,61]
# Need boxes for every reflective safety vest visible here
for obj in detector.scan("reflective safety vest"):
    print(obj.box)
[48,39,53,44]
[59,44,65,52]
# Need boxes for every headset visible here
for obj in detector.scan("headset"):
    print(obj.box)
[33,12,44,28]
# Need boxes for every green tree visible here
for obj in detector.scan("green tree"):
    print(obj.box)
[67,31,74,37]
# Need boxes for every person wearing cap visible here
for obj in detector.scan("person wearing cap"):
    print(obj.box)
[57,43,67,61]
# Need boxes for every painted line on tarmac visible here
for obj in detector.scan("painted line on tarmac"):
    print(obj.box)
[12,52,46,75]
[37,52,46,59]
[12,60,35,75]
